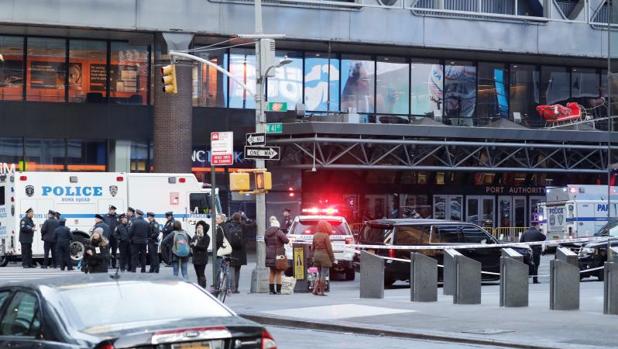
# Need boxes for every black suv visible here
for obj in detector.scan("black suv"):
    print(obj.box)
[357,219,532,287]
[579,219,618,281]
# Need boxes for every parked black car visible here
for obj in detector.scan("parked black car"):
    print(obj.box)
[0,274,276,348]
[356,219,532,287]
[579,220,618,281]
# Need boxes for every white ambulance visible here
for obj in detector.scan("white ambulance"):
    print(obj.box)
[538,185,618,239]
[0,172,221,266]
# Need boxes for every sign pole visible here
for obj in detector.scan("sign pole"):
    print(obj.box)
[211,162,217,288]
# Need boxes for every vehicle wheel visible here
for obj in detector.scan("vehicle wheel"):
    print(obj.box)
[597,270,605,282]
[0,255,8,267]
[70,234,89,265]
[345,268,356,281]
[217,273,228,303]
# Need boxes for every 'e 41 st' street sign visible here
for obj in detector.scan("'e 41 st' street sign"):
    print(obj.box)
[265,123,283,134]
[245,133,266,146]
[244,146,281,161]
[210,131,234,166]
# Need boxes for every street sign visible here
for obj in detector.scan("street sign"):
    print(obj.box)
[266,102,288,112]
[245,133,266,146]
[265,123,283,134]
[244,146,281,161]
[210,131,234,166]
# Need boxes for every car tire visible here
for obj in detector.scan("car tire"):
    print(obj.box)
[345,268,356,281]
[70,233,90,266]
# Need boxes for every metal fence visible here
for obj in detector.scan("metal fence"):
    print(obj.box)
[490,227,527,242]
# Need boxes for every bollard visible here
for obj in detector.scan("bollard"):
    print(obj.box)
[443,249,460,296]
[603,247,618,315]
[454,254,482,304]
[609,246,618,264]
[411,252,437,302]
[360,251,384,299]
[292,243,311,293]
[500,248,529,307]
[550,259,580,310]
[556,247,578,267]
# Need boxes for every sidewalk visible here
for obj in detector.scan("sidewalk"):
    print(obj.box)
[227,258,618,349]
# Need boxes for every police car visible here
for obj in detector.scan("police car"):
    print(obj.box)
[284,208,356,281]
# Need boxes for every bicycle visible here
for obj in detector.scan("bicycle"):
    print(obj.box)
[215,256,237,303]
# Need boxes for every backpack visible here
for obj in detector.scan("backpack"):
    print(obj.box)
[172,232,190,257]
[226,223,243,249]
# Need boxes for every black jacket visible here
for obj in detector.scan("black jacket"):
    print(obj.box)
[19,217,35,244]
[191,235,210,265]
[94,222,111,240]
[84,239,110,273]
[224,220,256,266]
[149,220,161,243]
[54,224,72,245]
[41,218,59,243]
[102,214,118,237]
[114,224,130,242]
[161,219,176,239]
[520,227,547,253]
[128,216,149,244]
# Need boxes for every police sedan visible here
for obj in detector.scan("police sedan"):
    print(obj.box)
[0,274,276,348]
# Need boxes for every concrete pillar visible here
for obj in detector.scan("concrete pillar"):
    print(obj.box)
[411,252,437,302]
[108,140,131,172]
[454,254,482,305]
[550,259,580,310]
[360,251,384,299]
[443,249,459,296]
[500,248,529,307]
[556,247,578,267]
[604,247,618,315]
[153,32,194,173]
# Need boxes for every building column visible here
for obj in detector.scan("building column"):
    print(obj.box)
[109,140,131,172]
[153,32,194,173]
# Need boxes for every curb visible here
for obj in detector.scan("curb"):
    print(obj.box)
[241,312,560,349]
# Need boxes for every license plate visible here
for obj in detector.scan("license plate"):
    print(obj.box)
[172,343,210,349]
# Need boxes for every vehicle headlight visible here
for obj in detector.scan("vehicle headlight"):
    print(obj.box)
[579,247,595,256]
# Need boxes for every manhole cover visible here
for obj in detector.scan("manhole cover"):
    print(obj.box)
[461,329,515,335]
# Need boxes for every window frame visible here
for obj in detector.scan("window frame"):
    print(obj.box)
[393,224,430,245]
[0,288,43,339]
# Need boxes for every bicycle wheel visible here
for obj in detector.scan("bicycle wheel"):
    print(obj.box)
[218,271,228,303]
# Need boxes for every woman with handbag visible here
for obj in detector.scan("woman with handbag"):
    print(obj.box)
[312,220,336,296]
[265,216,289,295]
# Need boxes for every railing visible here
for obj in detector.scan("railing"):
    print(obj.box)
[490,227,527,242]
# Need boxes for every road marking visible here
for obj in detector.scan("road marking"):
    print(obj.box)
[264,304,415,320]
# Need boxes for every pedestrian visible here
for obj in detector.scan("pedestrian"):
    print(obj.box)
[224,212,255,293]
[128,209,149,273]
[162,221,191,280]
[41,210,59,269]
[214,214,228,288]
[113,214,131,272]
[93,214,111,240]
[20,208,35,268]
[103,205,119,268]
[282,208,293,233]
[126,207,136,225]
[83,228,110,274]
[146,212,161,273]
[54,218,73,271]
[191,221,210,288]
[161,211,176,240]
[312,220,336,296]
[520,220,547,284]
[265,216,289,295]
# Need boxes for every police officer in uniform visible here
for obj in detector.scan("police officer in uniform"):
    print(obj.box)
[146,212,161,273]
[128,209,149,273]
[93,214,111,240]
[103,205,119,268]
[126,207,136,225]
[520,220,547,284]
[161,212,176,240]
[20,208,36,268]
[113,214,131,272]
[54,218,73,271]
[41,210,59,268]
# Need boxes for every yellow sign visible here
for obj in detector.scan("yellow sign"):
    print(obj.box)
[294,247,304,280]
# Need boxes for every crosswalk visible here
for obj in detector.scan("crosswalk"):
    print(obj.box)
[0,265,79,283]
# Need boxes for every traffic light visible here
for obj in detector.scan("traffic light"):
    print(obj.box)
[229,173,250,192]
[161,64,178,94]
[255,171,272,191]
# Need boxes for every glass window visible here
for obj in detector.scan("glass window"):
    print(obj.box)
[461,225,494,243]
[26,37,66,102]
[477,62,508,119]
[360,224,392,244]
[304,52,339,112]
[509,64,540,124]
[24,139,65,171]
[541,66,570,105]
[341,56,375,114]
[69,40,107,103]
[572,68,602,108]
[130,141,149,172]
[67,140,107,171]
[411,60,443,117]
[0,187,4,206]
[109,42,148,105]
[267,51,303,109]
[432,225,463,243]
[192,50,226,107]
[444,60,476,118]
[0,291,40,337]
[291,219,352,236]
[228,49,256,109]
[395,225,430,245]
[0,36,24,101]
[376,57,409,115]
[189,193,212,214]
[0,137,23,165]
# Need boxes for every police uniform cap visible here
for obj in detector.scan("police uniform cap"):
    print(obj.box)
[127,207,135,213]
[119,213,127,219]
[95,214,104,220]
[165,211,173,217]
[146,212,155,218]
[136,209,144,216]
[109,205,117,210]
[48,210,55,215]
[25,208,33,214]
[55,211,61,217]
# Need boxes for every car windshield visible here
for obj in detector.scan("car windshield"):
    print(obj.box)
[293,220,351,235]
[597,219,618,237]
[56,281,231,333]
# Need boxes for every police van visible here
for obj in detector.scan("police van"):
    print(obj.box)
[538,185,618,240]
[0,172,221,266]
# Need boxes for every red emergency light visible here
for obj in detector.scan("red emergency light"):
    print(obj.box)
[116,176,124,182]
[179,177,186,183]
[19,176,27,181]
[301,207,339,215]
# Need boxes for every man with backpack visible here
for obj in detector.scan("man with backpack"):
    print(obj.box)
[162,220,191,280]
[225,212,256,293]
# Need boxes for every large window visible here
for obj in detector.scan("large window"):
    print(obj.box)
[0,291,40,337]
[477,62,508,119]
[510,64,539,123]
[130,141,150,172]
[0,137,23,165]
[376,57,409,115]
[69,40,107,103]
[411,60,443,117]
[109,42,148,105]
[24,138,65,171]
[444,60,476,118]
[341,55,375,114]
[304,52,339,112]
[572,68,601,108]
[26,37,66,102]
[228,49,256,109]
[67,140,107,171]
[192,51,226,107]
[267,51,303,109]
[0,36,24,101]
[541,65,570,105]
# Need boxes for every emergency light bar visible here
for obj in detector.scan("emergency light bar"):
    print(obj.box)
[301,207,339,215]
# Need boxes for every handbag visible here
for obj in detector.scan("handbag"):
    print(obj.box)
[275,255,288,271]
[217,233,233,257]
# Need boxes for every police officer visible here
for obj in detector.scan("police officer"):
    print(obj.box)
[161,212,176,241]
[128,209,149,273]
[520,220,547,284]
[146,212,161,273]
[54,218,73,271]
[103,205,119,268]
[20,208,35,268]
[282,208,293,234]
[113,214,131,272]
[126,207,136,225]
[93,214,111,240]
[41,210,59,269]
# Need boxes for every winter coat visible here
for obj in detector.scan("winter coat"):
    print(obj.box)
[264,226,289,268]
[128,217,149,244]
[102,214,118,236]
[520,227,547,253]
[19,217,35,244]
[84,238,110,273]
[114,224,130,242]
[312,231,335,268]
[224,220,256,266]
[54,222,72,245]
[94,222,111,240]
[41,218,59,243]
[191,235,210,265]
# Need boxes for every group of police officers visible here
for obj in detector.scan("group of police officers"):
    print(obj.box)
[19,205,178,272]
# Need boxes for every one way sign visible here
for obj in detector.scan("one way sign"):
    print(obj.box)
[245,133,266,146]
[244,146,281,161]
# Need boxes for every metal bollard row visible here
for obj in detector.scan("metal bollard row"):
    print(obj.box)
[360,251,384,299]
[500,248,529,307]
